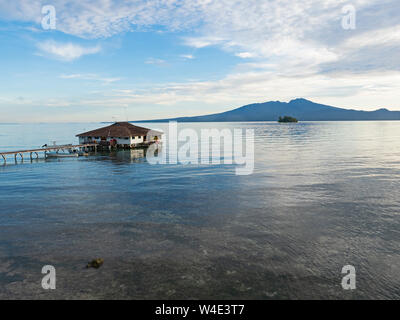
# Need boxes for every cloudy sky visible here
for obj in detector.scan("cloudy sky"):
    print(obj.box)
[0,0,399,122]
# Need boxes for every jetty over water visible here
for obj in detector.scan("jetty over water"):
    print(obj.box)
[0,143,97,164]
[1,123,163,165]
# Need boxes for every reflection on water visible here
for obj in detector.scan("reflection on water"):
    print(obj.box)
[108,149,146,164]
[0,122,399,299]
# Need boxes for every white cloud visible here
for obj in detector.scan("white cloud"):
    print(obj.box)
[145,57,166,65]
[180,54,194,59]
[24,69,400,112]
[183,36,226,48]
[2,0,400,119]
[59,73,120,84]
[59,74,84,79]
[343,24,400,49]
[4,0,399,73]
[36,40,101,61]
[235,52,255,59]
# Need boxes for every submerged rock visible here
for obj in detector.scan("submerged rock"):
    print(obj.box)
[86,258,104,269]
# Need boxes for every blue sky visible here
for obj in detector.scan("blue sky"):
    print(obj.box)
[0,0,399,122]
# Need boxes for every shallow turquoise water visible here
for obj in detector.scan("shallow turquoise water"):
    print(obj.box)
[0,122,399,299]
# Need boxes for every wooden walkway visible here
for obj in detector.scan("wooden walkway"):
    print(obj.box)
[0,143,97,164]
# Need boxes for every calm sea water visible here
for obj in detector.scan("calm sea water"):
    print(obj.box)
[0,121,399,299]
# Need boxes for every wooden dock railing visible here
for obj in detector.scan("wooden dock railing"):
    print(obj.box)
[0,143,97,164]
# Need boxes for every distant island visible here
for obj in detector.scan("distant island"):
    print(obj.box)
[278,116,298,123]
[134,98,400,122]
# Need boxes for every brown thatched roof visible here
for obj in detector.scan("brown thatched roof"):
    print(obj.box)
[76,122,162,137]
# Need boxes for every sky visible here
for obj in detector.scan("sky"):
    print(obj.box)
[0,0,399,122]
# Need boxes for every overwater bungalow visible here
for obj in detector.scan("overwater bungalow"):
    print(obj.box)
[76,122,163,149]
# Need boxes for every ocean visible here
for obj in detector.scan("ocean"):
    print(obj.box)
[0,121,399,299]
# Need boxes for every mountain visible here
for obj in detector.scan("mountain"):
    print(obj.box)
[137,99,400,122]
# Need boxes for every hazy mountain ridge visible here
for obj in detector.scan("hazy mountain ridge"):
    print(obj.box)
[137,98,400,122]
